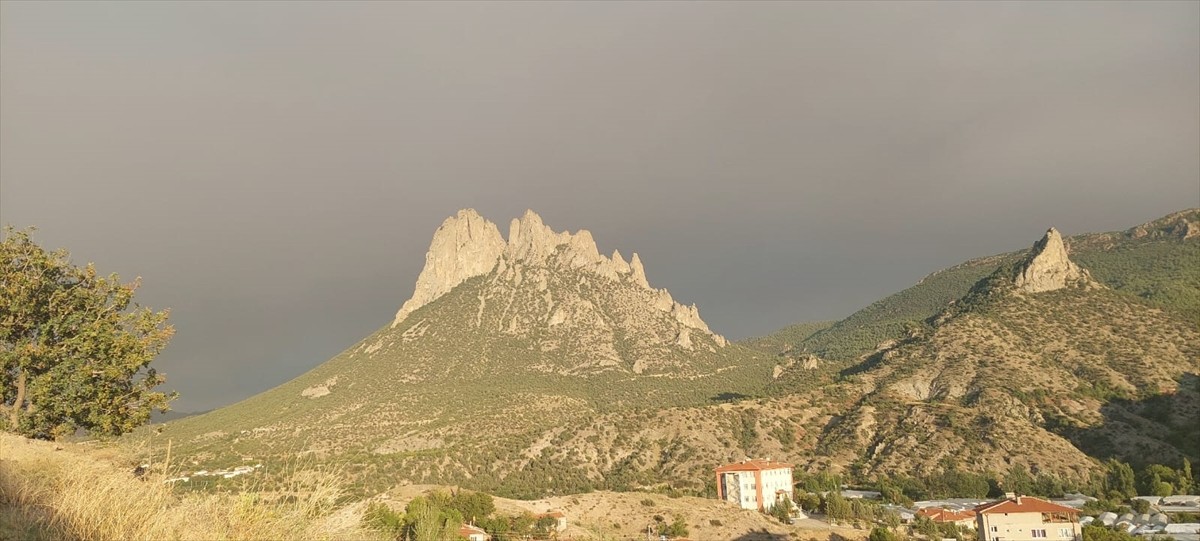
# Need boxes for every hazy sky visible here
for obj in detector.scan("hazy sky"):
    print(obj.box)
[2,1,1197,411]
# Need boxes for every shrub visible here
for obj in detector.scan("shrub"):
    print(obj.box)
[870,527,901,541]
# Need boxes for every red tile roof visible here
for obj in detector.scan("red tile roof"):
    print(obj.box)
[459,524,489,538]
[716,459,793,473]
[976,496,1081,515]
[918,507,978,522]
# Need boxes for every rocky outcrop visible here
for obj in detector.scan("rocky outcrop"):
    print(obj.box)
[392,209,727,346]
[393,210,506,326]
[1127,209,1200,240]
[1013,228,1090,293]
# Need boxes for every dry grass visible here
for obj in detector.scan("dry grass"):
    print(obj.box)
[0,433,385,541]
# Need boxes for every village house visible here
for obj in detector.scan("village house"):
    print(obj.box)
[919,507,979,529]
[975,496,1081,541]
[458,523,491,541]
[715,459,795,512]
[536,510,568,532]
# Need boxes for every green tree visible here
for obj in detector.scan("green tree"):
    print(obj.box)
[363,502,406,536]
[403,497,458,541]
[824,491,852,521]
[1,227,175,439]
[870,527,901,541]
[1131,499,1151,514]
[1105,460,1137,499]
[797,491,822,512]
[449,491,495,523]
[1141,464,1177,497]
[914,516,940,539]
[771,498,795,523]
[1179,458,1194,495]
[657,516,688,538]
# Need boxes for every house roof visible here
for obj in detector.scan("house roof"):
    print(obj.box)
[459,524,489,537]
[716,459,793,473]
[537,510,566,519]
[976,496,1081,515]
[918,507,978,522]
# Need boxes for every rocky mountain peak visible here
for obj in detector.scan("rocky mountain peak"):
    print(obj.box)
[1012,227,1089,293]
[392,210,725,346]
[392,209,506,325]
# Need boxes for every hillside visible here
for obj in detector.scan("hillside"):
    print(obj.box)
[155,210,776,498]
[763,209,1199,364]
[151,209,1199,499]
[524,224,1199,489]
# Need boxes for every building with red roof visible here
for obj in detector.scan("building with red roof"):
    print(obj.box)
[918,507,978,529]
[975,496,1081,541]
[715,459,794,511]
[458,523,491,541]
[536,509,568,532]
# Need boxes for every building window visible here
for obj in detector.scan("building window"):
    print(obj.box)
[1059,529,1071,538]
[1032,529,1047,538]
[991,527,998,533]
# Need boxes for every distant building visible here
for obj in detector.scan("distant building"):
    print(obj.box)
[458,524,491,541]
[975,496,1081,541]
[536,510,568,532]
[919,507,979,529]
[715,459,794,511]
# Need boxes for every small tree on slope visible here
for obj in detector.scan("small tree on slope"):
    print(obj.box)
[0,227,175,439]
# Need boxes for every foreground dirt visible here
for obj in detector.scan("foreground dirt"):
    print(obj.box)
[386,484,871,541]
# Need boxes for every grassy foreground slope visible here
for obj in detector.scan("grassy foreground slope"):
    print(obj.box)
[0,433,380,541]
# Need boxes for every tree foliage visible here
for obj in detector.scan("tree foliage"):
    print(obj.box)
[870,526,902,541]
[0,227,175,439]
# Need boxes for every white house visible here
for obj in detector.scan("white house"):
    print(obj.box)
[975,496,1081,541]
[715,459,794,511]
[458,524,490,541]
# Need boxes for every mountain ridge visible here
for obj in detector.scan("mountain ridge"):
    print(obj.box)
[152,208,1199,499]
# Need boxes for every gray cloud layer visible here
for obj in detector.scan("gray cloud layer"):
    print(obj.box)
[2,2,1197,410]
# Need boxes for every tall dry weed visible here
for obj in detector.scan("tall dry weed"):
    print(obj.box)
[0,434,383,541]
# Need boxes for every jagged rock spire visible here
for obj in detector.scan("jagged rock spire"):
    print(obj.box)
[392,209,726,347]
[1013,227,1088,293]
[393,209,506,326]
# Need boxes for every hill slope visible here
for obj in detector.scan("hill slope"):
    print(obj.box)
[155,209,1199,498]
[538,225,1197,490]
[762,209,1199,364]
[158,210,774,498]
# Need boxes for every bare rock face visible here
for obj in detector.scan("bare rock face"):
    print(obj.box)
[1013,228,1089,293]
[392,209,727,346]
[393,209,506,326]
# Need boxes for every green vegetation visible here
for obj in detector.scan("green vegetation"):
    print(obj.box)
[870,526,903,541]
[740,320,836,355]
[769,209,1199,370]
[654,515,688,538]
[149,209,1198,499]
[1,227,174,440]
[1083,524,1175,541]
[359,490,559,541]
[769,498,795,523]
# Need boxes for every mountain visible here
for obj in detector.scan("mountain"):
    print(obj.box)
[806,226,1198,477]
[765,209,1200,365]
[155,209,1199,499]
[157,210,774,498]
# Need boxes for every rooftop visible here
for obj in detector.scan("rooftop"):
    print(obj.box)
[976,496,1081,515]
[716,459,793,473]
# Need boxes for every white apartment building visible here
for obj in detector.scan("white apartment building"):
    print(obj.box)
[976,496,1082,541]
[715,459,795,511]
